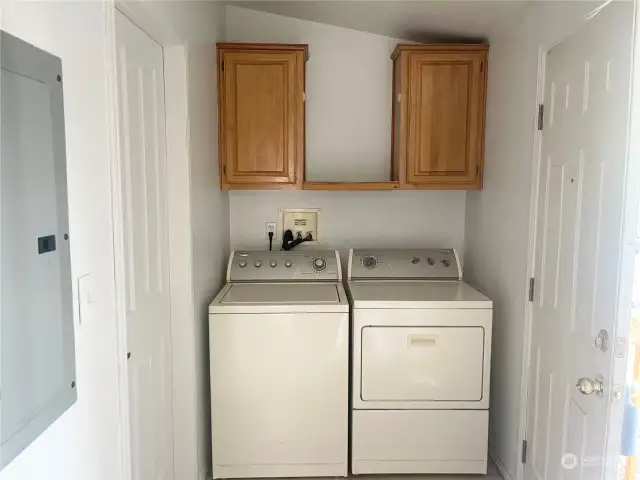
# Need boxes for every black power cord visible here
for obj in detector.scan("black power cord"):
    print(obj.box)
[282,229,313,251]
[268,231,274,251]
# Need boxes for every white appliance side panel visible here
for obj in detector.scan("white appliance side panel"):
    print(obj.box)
[210,312,349,478]
[361,326,484,402]
[352,308,492,409]
[351,410,488,475]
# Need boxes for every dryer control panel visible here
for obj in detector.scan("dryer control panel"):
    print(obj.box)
[348,249,461,280]
[228,250,341,282]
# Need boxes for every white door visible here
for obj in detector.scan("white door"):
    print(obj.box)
[526,4,634,480]
[115,10,174,480]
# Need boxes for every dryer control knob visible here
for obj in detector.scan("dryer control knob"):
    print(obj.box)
[312,257,327,272]
[285,260,292,268]
[412,257,420,264]
[362,256,377,269]
[254,260,262,268]
[270,260,277,268]
[238,260,247,268]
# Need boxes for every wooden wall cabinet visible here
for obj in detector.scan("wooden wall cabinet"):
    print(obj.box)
[391,45,489,190]
[217,43,307,190]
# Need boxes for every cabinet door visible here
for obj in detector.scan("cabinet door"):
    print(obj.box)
[406,52,486,187]
[219,50,304,187]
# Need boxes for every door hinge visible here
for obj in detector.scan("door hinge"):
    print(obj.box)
[537,104,544,131]
[522,440,528,463]
[529,278,535,302]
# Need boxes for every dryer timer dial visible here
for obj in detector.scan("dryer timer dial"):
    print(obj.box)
[362,256,377,269]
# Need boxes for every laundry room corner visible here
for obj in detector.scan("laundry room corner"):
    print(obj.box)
[3,1,638,480]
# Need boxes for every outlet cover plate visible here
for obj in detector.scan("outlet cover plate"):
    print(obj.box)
[265,222,277,239]
[279,208,319,243]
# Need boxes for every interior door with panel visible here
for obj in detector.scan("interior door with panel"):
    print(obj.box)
[525,4,633,480]
[407,51,486,187]
[115,10,174,480]
[218,45,306,189]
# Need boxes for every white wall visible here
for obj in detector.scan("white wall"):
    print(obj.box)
[122,3,229,479]
[230,190,466,260]
[185,18,230,480]
[463,3,606,479]
[225,6,466,256]
[0,2,124,479]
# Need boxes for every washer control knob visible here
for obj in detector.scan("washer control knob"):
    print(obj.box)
[270,260,277,268]
[442,259,451,268]
[254,260,262,268]
[362,256,377,269]
[427,258,436,266]
[285,260,292,268]
[412,257,420,264]
[312,257,327,272]
[238,260,247,268]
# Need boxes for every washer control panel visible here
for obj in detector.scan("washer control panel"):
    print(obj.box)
[348,249,461,280]
[228,250,341,282]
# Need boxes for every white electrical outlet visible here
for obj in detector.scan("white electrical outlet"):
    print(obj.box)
[265,222,277,239]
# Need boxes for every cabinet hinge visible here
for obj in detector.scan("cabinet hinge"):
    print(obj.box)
[480,61,484,73]
[222,165,226,176]
[529,278,535,302]
[522,440,528,463]
[537,104,544,131]
[221,61,224,72]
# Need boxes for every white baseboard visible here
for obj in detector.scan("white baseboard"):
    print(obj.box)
[490,450,514,480]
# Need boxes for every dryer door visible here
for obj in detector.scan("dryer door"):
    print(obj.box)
[360,326,485,402]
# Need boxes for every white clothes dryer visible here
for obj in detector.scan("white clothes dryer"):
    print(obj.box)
[346,249,493,475]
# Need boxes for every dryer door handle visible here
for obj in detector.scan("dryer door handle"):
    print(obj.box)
[407,334,438,346]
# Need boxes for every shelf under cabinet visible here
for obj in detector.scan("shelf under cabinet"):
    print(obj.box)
[302,181,400,191]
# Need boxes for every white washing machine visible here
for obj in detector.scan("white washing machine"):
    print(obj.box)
[209,250,349,479]
[347,249,493,475]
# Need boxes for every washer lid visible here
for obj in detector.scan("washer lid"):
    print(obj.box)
[209,283,349,313]
[348,281,492,309]
[222,283,340,304]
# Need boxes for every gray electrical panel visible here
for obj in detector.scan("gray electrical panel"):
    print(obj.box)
[0,31,76,470]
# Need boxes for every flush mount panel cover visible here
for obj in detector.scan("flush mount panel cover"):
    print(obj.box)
[0,31,76,470]
[280,208,319,242]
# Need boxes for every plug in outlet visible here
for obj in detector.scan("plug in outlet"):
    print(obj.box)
[265,222,277,239]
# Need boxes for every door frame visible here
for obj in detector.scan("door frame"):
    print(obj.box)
[516,43,546,480]
[518,4,640,480]
[104,2,189,478]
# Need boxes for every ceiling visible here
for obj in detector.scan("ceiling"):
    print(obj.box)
[224,1,532,42]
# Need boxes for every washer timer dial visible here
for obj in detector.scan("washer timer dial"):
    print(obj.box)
[312,257,327,272]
